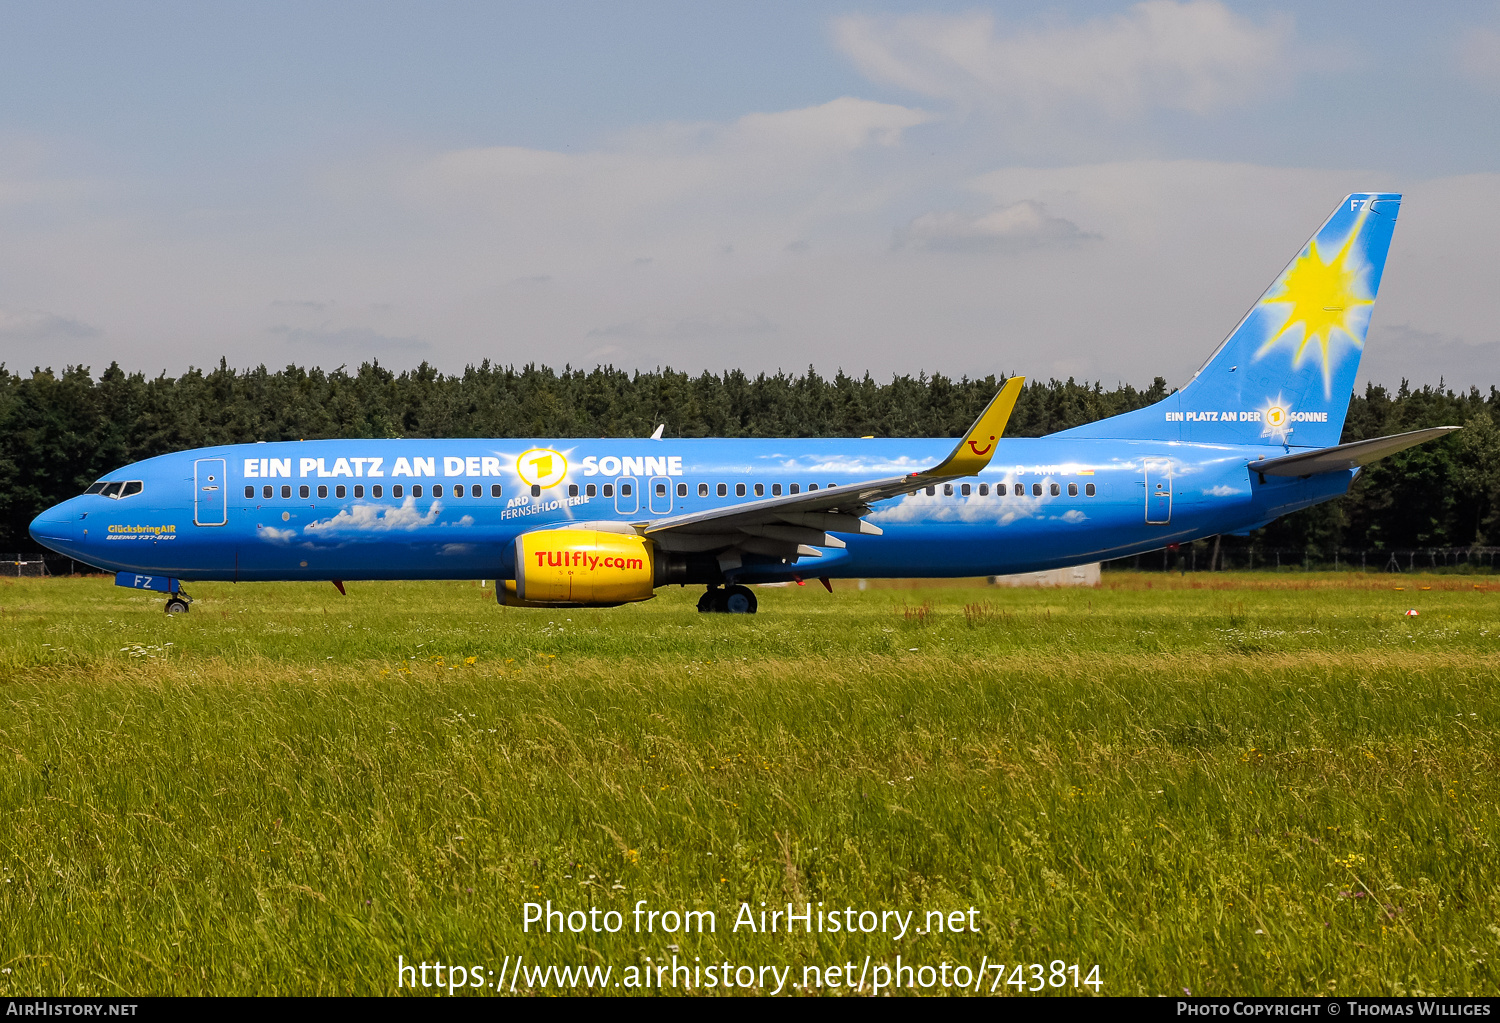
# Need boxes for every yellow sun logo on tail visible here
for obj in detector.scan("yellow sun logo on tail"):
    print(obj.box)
[1255,209,1373,396]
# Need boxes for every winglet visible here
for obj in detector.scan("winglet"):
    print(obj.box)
[923,376,1024,477]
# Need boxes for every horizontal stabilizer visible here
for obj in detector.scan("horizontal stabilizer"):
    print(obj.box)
[1247,426,1460,478]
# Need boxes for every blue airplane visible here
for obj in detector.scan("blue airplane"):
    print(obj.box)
[30,193,1456,614]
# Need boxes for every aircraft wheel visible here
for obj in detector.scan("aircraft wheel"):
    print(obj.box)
[722,585,757,614]
[165,597,189,614]
[697,588,723,614]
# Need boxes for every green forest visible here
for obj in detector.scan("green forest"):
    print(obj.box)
[3,359,1497,557]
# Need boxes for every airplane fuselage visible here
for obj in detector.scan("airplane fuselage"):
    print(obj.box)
[30,437,1351,584]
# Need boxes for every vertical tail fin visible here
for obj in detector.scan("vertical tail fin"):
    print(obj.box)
[1057,193,1400,448]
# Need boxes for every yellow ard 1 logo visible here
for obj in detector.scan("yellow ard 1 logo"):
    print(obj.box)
[516,448,568,490]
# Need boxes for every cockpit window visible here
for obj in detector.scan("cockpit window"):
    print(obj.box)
[89,480,143,499]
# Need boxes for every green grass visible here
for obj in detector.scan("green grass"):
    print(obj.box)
[0,573,1496,996]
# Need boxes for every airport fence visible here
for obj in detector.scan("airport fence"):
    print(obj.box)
[0,554,103,578]
[1105,544,1500,575]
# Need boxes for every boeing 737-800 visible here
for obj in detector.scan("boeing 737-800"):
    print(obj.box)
[29,193,1456,614]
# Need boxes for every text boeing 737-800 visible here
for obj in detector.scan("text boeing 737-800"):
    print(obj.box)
[30,194,1458,614]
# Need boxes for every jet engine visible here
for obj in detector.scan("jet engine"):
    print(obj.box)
[502,529,658,607]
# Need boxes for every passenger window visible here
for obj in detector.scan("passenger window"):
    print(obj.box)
[1031,483,1042,497]
[1049,483,1059,496]
[373,485,383,498]
[808,483,818,491]
[569,484,579,497]
[717,483,728,497]
[1014,484,1024,496]
[317,485,328,499]
[586,484,597,498]
[529,484,539,497]
[789,484,800,495]
[656,483,667,497]
[1067,483,1078,497]
[336,485,347,499]
[392,484,404,498]
[772,484,782,496]
[434,484,445,497]
[754,483,764,497]
[354,485,364,498]
[735,483,746,497]
[621,483,632,497]
[925,486,935,496]
[281,485,292,499]
[263,486,273,499]
[471,485,481,497]
[1085,483,1096,497]
[677,483,687,497]
[603,484,614,498]
[245,486,255,499]
[491,484,503,498]
[84,482,108,495]
[943,484,953,496]
[300,485,311,499]
[121,481,143,498]
[101,482,124,498]
[979,483,989,496]
[961,484,971,496]
[698,483,709,497]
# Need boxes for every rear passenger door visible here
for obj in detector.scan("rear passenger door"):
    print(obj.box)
[1143,458,1171,524]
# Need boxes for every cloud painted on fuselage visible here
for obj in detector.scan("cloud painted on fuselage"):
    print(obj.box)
[867,490,1080,526]
[303,498,445,534]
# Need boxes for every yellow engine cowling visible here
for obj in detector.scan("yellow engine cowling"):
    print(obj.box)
[504,529,656,607]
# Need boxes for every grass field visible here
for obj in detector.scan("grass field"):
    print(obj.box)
[0,573,1496,997]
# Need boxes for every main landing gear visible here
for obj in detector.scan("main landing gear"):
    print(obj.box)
[697,584,758,614]
[164,588,193,614]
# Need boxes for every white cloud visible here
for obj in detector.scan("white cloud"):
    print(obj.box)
[896,200,1096,252]
[832,2,1296,116]
[269,324,429,353]
[588,309,776,341]
[0,306,98,340]
[1,88,1496,393]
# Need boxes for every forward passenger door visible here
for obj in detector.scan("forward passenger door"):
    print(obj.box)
[194,458,227,526]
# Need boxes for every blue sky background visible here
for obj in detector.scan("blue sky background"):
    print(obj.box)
[2,1,1498,389]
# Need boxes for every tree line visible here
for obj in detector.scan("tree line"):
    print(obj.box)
[2,359,1496,556]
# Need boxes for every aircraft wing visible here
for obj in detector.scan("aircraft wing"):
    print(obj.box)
[642,377,1025,564]
[1247,426,1461,478]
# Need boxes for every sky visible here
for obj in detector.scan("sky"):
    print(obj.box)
[1,1,1498,391]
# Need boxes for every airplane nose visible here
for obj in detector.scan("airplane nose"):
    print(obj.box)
[29,504,79,547]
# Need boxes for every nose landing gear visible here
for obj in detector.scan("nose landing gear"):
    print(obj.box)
[697,584,758,614]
